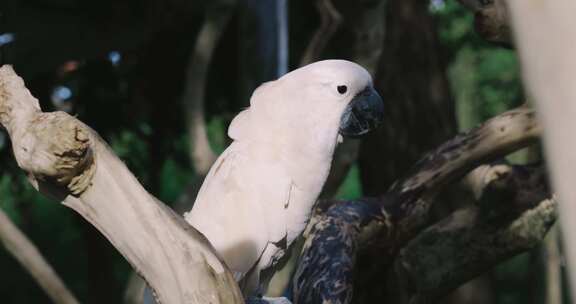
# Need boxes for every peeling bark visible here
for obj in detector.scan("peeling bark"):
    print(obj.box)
[385,106,540,243]
[394,199,555,304]
[391,164,553,303]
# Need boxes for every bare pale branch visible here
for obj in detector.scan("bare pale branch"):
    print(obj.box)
[0,208,80,304]
[0,65,243,304]
[392,164,553,303]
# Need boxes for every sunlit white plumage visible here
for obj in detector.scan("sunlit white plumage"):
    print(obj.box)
[184,60,381,296]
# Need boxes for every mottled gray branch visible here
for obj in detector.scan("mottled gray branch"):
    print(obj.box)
[392,164,554,303]
[299,0,342,66]
[294,198,384,304]
[295,105,542,304]
[387,105,540,242]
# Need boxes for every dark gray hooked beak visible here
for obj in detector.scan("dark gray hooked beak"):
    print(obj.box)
[339,86,384,137]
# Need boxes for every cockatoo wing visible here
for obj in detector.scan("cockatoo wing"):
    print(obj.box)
[186,140,292,280]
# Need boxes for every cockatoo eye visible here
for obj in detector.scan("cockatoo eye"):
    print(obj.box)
[337,85,348,94]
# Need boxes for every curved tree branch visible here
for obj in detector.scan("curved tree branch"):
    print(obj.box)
[125,2,236,298]
[0,65,243,304]
[295,105,542,304]
[389,106,540,234]
[391,164,554,303]
[0,208,80,304]
[183,2,235,175]
[299,0,342,66]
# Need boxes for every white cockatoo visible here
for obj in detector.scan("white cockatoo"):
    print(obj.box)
[184,60,383,297]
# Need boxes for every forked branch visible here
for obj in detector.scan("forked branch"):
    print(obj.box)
[0,65,243,304]
[295,105,547,304]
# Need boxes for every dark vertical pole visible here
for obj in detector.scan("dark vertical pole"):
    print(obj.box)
[277,0,288,77]
[238,0,289,105]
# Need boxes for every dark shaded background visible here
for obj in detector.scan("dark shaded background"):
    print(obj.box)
[0,0,562,303]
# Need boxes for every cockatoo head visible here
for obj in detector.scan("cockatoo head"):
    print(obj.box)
[229,60,384,147]
[276,60,384,138]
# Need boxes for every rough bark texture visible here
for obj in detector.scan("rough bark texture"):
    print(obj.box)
[354,105,539,299]
[294,106,546,304]
[390,164,553,303]
[507,0,576,296]
[0,208,80,304]
[0,65,243,304]
[394,199,554,303]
